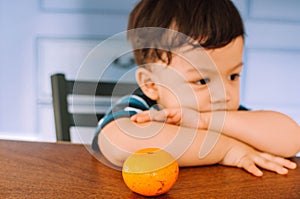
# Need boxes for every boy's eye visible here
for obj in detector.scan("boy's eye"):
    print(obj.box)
[229,74,240,81]
[195,78,211,85]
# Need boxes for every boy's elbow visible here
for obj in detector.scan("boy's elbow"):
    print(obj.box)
[283,134,300,157]
[283,120,300,157]
[98,131,130,167]
[290,137,300,157]
[290,126,300,157]
[283,149,300,158]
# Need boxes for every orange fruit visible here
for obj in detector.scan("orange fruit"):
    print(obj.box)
[122,148,179,196]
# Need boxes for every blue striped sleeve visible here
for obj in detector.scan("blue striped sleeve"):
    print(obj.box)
[92,94,150,152]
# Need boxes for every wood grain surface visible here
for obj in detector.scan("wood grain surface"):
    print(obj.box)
[1,140,299,198]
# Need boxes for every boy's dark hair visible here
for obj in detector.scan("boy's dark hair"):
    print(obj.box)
[127,0,245,65]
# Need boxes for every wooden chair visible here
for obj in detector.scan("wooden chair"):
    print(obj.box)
[50,73,138,142]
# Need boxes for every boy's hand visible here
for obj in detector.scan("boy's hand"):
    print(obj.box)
[131,108,208,129]
[220,140,297,176]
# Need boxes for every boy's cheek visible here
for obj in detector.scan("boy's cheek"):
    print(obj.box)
[158,83,212,111]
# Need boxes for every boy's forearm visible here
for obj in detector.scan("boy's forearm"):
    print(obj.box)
[205,110,300,157]
[99,118,234,167]
[131,108,300,157]
[99,118,298,177]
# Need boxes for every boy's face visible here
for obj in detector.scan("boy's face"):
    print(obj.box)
[138,36,244,112]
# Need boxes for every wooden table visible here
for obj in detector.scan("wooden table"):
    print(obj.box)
[1,140,300,198]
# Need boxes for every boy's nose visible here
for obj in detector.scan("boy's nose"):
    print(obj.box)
[208,80,232,110]
[210,94,230,104]
[210,90,231,110]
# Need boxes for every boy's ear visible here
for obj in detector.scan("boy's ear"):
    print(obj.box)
[135,68,159,100]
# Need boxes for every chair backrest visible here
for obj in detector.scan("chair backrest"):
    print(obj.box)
[51,73,138,142]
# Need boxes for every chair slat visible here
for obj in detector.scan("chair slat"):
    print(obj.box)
[51,73,138,142]
[67,80,138,96]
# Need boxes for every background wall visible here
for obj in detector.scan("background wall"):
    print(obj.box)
[0,0,299,145]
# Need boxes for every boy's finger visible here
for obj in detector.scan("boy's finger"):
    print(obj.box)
[239,158,263,177]
[151,110,167,122]
[255,156,288,175]
[130,114,138,121]
[260,153,297,169]
[131,111,151,122]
